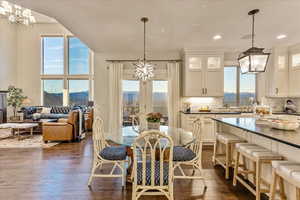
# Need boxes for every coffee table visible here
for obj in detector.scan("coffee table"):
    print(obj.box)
[0,123,38,140]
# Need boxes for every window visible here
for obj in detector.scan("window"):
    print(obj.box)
[41,36,93,106]
[152,80,168,125]
[122,80,140,127]
[240,73,256,106]
[224,66,256,106]
[68,37,90,75]
[69,80,89,106]
[224,67,237,106]
[292,53,300,67]
[42,37,64,75]
[43,80,64,106]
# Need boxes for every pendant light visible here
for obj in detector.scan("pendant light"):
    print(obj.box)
[133,17,154,81]
[238,9,270,74]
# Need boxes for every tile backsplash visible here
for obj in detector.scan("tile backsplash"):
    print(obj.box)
[181,97,223,111]
[263,97,300,112]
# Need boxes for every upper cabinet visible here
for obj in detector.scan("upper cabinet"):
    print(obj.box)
[289,48,300,97]
[266,47,289,97]
[182,51,224,97]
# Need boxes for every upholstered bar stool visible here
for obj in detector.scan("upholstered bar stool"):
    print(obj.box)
[212,132,246,179]
[270,161,300,200]
[233,143,283,200]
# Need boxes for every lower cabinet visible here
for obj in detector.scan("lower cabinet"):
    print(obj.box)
[180,113,216,145]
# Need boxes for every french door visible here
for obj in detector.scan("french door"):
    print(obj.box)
[122,79,168,128]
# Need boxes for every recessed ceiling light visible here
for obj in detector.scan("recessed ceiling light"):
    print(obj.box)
[277,34,287,39]
[213,35,222,40]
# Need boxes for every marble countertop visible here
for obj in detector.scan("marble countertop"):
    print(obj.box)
[212,117,300,149]
[180,111,251,115]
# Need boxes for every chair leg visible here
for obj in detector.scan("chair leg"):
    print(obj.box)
[279,176,287,200]
[269,168,278,200]
[122,161,126,189]
[225,143,230,179]
[88,160,98,187]
[296,188,300,200]
[242,155,248,180]
[255,161,261,200]
[233,151,240,186]
[212,140,218,165]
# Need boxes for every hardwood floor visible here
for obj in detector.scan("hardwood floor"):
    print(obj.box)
[0,134,255,200]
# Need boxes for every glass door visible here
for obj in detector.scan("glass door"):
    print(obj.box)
[122,79,169,128]
[122,80,140,127]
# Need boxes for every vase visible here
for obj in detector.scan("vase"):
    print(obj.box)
[147,122,160,130]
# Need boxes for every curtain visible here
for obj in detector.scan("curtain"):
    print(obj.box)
[108,62,123,142]
[167,62,180,128]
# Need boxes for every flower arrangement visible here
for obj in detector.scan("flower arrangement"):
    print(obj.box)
[146,112,162,123]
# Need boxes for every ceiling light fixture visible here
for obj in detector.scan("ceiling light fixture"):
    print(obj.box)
[133,17,154,81]
[238,9,270,74]
[0,1,36,26]
[213,35,222,40]
[277,34,287,39]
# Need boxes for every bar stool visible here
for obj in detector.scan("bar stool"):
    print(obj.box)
[270,161,300,200]
[212,132,246,179]
[233,143,283,200]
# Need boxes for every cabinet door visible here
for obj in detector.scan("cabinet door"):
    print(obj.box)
[204,56,224,96]
[201,115,216,144]
[183,55,205,96]
[289,53,300,97]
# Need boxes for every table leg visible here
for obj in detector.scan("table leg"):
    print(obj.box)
[17,128,20,140]
[30,128,33,137]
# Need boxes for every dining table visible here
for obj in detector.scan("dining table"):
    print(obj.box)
[108,125,194,181]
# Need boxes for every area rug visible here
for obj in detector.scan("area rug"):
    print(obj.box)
[0,129,59,148]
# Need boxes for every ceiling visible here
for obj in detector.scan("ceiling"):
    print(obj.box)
[8,0,300,54]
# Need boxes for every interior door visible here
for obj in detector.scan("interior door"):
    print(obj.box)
[122,79,169,128]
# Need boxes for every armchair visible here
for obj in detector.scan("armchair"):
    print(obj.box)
[42,110,79,143]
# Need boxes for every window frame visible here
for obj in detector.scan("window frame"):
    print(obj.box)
[41,35,94,106]
[224,65,257,106]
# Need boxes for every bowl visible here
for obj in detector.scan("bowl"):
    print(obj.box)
[268,120,299,131]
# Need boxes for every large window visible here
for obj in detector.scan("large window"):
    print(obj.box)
[43,80,63,106]
[41,36,93,106]
[42,37,64,75]
[69,80,89,106]
[152,80,168,125]
[68,37,90,75]
[224,66,256,106]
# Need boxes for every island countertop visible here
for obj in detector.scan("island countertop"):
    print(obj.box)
[212,117,300,149]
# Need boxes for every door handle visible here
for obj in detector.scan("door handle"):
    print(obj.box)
[202,88,204,95]
[205,88,207,94]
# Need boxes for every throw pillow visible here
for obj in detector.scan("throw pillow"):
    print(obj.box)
[41,107,51,114]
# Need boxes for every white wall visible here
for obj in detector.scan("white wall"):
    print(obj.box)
[16,23,71,105]
[0,19,18,90]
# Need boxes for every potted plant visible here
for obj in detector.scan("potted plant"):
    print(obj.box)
[146,112,162,130]
[7,86,27,121]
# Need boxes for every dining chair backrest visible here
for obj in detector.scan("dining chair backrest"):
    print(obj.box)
[190,119,203,160]
[92,116,107,154]
[131,112,147,133]
[133,130,174,187]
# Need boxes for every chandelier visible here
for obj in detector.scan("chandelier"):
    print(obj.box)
[0,1,36,25]
[133,17,154,81]
[238,9,270,74]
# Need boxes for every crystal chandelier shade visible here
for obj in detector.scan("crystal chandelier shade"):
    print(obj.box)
[0,1,36,25]
[238,9,270,74]
[133,17,154,81]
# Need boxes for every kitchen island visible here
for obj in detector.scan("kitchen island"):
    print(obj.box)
[212,117,300,199]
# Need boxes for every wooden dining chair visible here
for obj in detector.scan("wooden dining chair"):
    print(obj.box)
[88,116,128,188]
[132,130,174,200]
[173,119,207,193]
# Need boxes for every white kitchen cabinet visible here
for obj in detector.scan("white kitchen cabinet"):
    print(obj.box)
[180,113,216,144]
[182,51,224,97]
[266,47,289,97]
[289,49,300,97]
